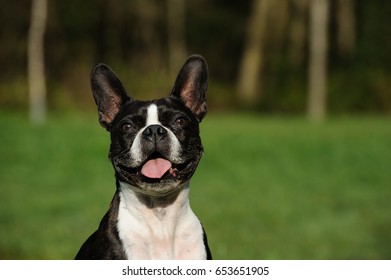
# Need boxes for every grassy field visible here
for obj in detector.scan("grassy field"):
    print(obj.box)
[0,112,390,259]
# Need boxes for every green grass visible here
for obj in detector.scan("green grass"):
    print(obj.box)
[0,112,390,259]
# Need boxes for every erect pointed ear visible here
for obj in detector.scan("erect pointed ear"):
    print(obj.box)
[170,55,208,122]
[90,64,131,130]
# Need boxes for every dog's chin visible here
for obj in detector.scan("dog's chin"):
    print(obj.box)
[135,179,182,196]
[121,176,184,197]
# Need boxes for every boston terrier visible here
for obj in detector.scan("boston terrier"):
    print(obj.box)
[75,55,212,260]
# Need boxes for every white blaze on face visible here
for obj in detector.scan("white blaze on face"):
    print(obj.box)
[129,104,182,168]
[146,104,160,126]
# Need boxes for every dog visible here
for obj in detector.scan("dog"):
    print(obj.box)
[75,55,212,260]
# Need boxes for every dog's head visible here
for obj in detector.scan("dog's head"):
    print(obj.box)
[91,55,208,196]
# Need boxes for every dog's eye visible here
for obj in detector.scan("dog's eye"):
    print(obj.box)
[173,117,188,128]
[121,122,135,133]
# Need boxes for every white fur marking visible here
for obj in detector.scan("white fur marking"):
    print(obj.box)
[117,182,206,259]
[146,104,160,126]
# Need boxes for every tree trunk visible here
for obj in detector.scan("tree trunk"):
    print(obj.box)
[236,0,270,107]
[135,0,162,69]
[167,0,187,77]
[28,0,48,124]
[336,0,355,56]
[267,0,290,57]
[289,0,308,67]
[307,0,329,122]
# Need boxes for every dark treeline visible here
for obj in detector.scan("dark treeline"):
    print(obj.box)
[0,0,390,117]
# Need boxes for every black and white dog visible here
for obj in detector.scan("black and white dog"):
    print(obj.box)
[75,55,212,260]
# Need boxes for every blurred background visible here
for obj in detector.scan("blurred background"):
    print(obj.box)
[0,0,390,259]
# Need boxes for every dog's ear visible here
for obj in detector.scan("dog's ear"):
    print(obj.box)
[91,64,131,130]
[170,55,208,122]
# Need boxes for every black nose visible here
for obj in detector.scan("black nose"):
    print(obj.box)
[142,124,167,143]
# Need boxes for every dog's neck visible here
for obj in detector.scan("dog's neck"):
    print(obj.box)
[117,181,206,259]
[118,181,191,226]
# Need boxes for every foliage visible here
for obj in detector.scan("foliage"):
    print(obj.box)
[0,0,390,114]
[0,112,390,259]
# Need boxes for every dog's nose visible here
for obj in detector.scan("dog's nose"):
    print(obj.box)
[142,125,167,143]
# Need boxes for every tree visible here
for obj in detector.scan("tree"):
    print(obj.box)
[289,0,308,68]
[134,0,163,69]
[236,0,271,107]
[307,0,330,122]
[167,0,187,78]
[336,0,356,56]
[28,0,48,124]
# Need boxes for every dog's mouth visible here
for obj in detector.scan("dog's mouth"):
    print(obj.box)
[141,156,174,179]
[117,152,190,183]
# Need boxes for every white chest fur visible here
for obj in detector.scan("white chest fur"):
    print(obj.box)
[117,182,206,260]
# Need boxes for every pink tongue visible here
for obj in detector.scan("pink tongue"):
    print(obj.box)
[141,158,172,179]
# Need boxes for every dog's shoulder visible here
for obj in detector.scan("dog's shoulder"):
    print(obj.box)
[75,194,126,260]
